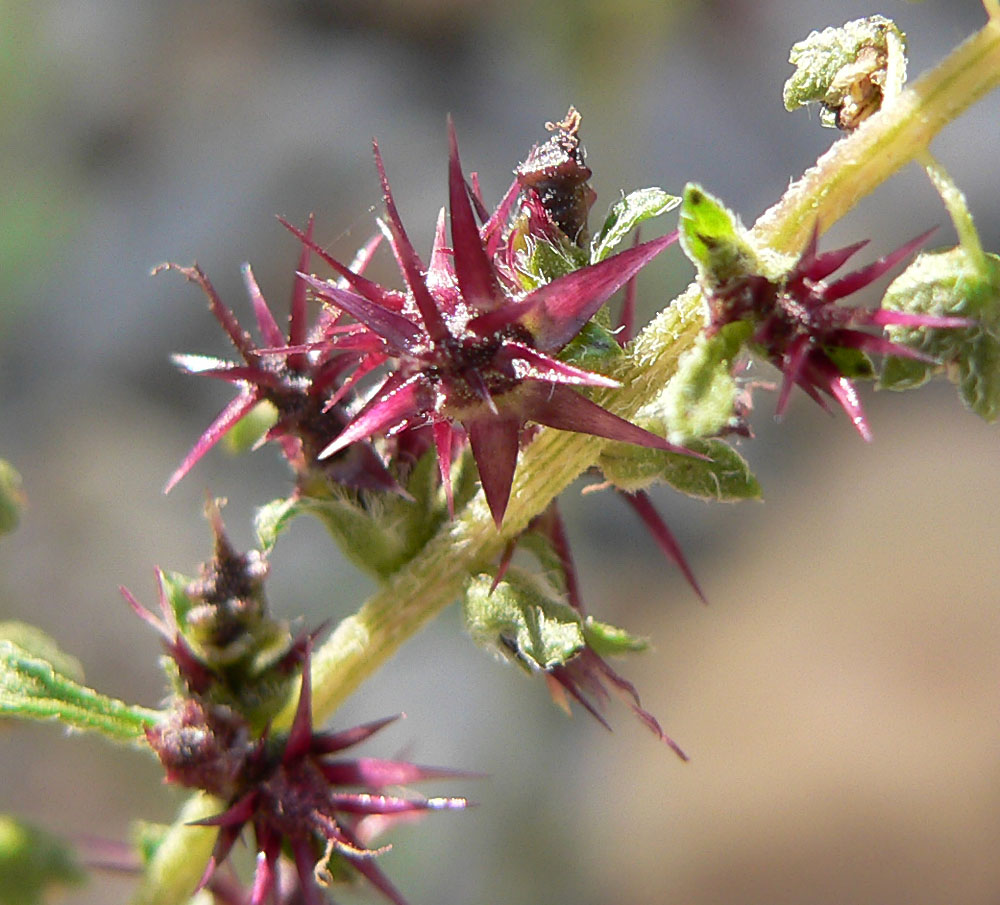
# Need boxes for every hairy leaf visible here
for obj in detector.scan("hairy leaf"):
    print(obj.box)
[0,639,158,744]
[599,436,761,502]
[590,188,680,264]
[463,570,585,671]
[879,248,1000,421]
[678,184,755,288]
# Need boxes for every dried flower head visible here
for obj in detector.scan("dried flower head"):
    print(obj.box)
[161,220,397,495]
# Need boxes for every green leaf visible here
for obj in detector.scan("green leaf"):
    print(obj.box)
[590,188,681,264]
[0,815,84,905]
[599,437,761,502]
[559,319,623,374]
[222,400,278,454]
[654,321,753,443]
[783,16,907,130]
[463,570,585,671]
[0,460,25,537]
[0,639,158,744]
[879,248,1000,421]
[527,236,589,285]
[582,617,649,658]
[0,623,83,683]
[254,496,303,555]
[825,344,875,380]
[678,184,756,289]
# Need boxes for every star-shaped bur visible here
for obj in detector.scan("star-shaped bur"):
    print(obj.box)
[145,651,471,905]
[293,120,695,526]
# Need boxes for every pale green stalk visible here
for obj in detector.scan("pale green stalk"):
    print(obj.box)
[919,150,987,272]
[135,18,1000,905]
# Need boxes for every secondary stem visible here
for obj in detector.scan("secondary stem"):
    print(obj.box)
[136,18,1000,905]
[918,150,987,272]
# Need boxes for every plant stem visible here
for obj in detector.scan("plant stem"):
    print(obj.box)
[752,15,1000,254]
[918,150,988,272]
[135,19,1000,905]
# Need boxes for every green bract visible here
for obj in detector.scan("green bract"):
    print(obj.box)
[678,184,756,289]
[654,321,753,443]
[222,400,279,454]
[258,446,478,581]
[464,569,650,673]
[879,247,1000,421]
[464,570,585,671]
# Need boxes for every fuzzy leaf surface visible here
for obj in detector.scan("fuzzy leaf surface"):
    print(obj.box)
[678,184,755,288]
[582,617,649,658]
[655,322,752,443]
[783,15,907,128]
[0,639,158,744]
[599,437,761,501]
[463,571,585,671]
[0,623,84,683]
[879,248,1000,421]
[590,188,681,264]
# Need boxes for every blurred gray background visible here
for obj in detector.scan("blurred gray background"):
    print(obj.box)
[2,1,999,903]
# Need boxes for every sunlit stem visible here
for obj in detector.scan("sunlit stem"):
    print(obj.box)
[752,19,1000,254]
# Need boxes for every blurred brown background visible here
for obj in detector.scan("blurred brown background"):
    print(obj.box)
[1,1,999,903]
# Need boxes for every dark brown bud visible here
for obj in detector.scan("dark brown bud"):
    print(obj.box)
[516,107,597,247]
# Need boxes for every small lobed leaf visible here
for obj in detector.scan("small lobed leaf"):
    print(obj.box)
[783,16,907,130]
[599,436,761,502]
[879,248,1000,421]
[678,184,756,289]
[0,460,26,538]
[0,815,85,905]
[463,570,585,671]
[590,188,681,264]
[654,322,753,443]
[0,639,158,745]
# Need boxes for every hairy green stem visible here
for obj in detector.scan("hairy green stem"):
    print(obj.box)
[136,18,1000,905]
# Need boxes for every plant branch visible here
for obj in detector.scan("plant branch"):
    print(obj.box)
[135,18,1000,905]
[918,150,987,271]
